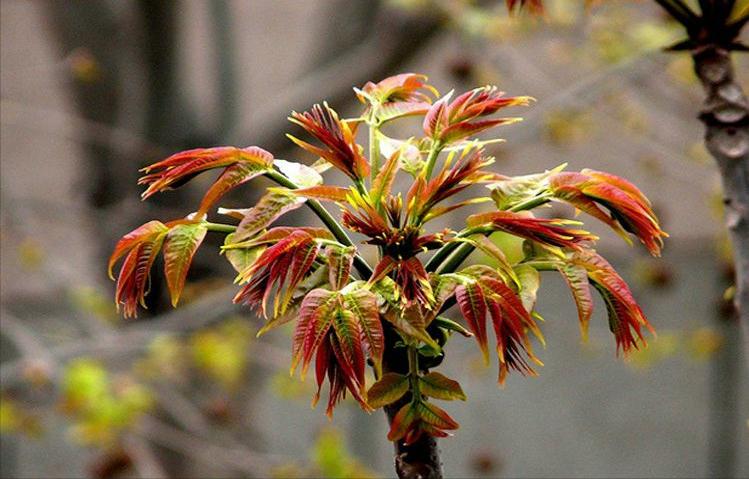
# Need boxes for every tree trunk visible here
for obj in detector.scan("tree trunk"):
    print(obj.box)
[691,46,749,349]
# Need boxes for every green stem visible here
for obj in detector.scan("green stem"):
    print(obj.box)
[407,346,421,402]
[369,120,381,186]
[429,195,552,275]
[424,227,489,272]
[422,139,443,181]
[203,222,237,233]
[265,169,373,278]
[508,194,551,212]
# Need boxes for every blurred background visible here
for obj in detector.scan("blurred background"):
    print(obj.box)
[1,1,748,477]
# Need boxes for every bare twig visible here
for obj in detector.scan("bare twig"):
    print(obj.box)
[226,6,441,148]
[135,415,279,476]
[123,436,169,479]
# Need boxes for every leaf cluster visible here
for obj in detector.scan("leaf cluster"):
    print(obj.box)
[110,72,666,442]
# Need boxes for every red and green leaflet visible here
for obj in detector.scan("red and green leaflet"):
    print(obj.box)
[110,72,665,449]
[423,87,532,144]
[356,73,438,124]
[163,222,208,307]
[290,285,383,416]
[549,169,667,256]
[288,103,369,182]
[369,370,465,444]
[565,250,655,354]
[139,146,274,216]
[443,266,544,383]
[109,219,206,317]
[467,210,597,252]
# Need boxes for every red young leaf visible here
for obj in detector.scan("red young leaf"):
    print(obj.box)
[455,282,490,363]
[467,210,597,251]
[358,73,436,105]
[345,287,384,376]
[234,230,320,318]
[415,401,460,430]
[389,400,460,444]
[197,161,271,216]
[506,0,544,14]
[424,87,532,144]
[108,220,169,279]
[409,146,494,222]
[288,103,369,181]
[328,246,355,290]
[387,402,419,442]
[139,146,273,213]
[331,308,367,395]
[569,250,655,354]
[550,170,667,256]
[357,73,437,123]
[113,228,168,318]
[163,222,207,307]
[450,270,543,384]
[291,288,338,376]
[291,185,351,203]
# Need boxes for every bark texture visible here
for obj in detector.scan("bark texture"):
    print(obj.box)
[691,46,749,347]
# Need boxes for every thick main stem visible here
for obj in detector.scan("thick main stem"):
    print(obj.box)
[691,46,749,351]
[382,330,443,479]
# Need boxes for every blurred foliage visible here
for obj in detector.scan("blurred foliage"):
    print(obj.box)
[17,238,44,271]
[135,317,254,392]
[626,327,725,369]
[60,359,152,448]
[68,286,118,323]
[0,396,42,438]
[134,334,188,382]
[269,427,377,478]
[270,371,314,401]
[310,427,377,478]
[68,47,102,84]
[544,108,595,145]
[190,317,252,390]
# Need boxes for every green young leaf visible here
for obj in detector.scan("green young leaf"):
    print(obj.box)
[328,246,355,290]
[414,401,459,430]
[515,264,540,313]
[387,402,419,442]
[419,372,467,401]
[367,373,409,408]
[232,190,305,242]
[274,159,323,187]
[434,316,474,337]
[383,304,440,351]
[222,233,265,274]
[557,262,594,340]
[163,222,207,307]
[370,149,401,206]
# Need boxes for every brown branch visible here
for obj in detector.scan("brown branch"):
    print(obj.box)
[690,45,749,346]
